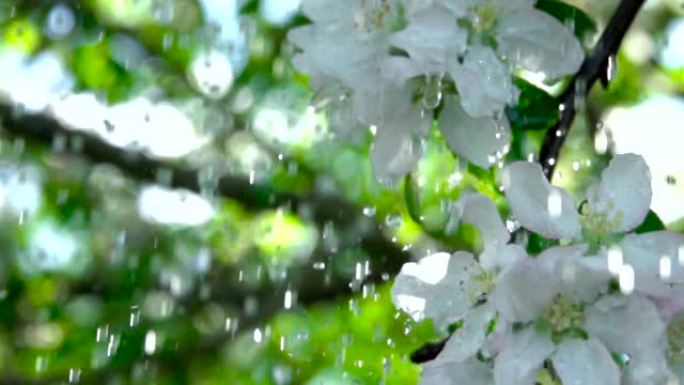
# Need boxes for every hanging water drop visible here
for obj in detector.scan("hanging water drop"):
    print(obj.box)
[421,73,443,110]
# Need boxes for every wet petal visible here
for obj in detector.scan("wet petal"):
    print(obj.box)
[493,257,558,322]
[390,4,467,72]
[370,95,431,185]
[536,245,611,302]
[391,252,483,330]
[585,294,666,356]
[439,302,497,363]
[452,193,509,247]
[587,153,652,233]
[439,96,511,168]
[450,45,518,118]
[624,346,671,385]
[421,356,493,385]
[620,231,684,297]
[551,337,620,385]
[496,9,584,79]
[502,162,581,239]
[494,327,555,385]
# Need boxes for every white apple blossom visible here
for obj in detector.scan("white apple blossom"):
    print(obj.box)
[502,153,653,240]
[394,154,683,384]
[503,153,684,300]
[392,192,523,330]
[289,0,585,182]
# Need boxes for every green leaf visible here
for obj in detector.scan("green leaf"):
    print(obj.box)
[527,232,559,255]
[635,210,666,234]
[505,79,559,131]
[535,0,597,41]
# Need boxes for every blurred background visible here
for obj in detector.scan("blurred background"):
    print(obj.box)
[0,0,683,384]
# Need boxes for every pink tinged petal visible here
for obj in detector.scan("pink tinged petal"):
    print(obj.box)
[551,338,620,385]
[439,302,497,363]
[439,96,511,169]
[585,294,666,356]
[502,162,581,239]
[391,252,483,330]
[495,9,584,80]
[587,153,652,233]
[421,357,493,385]
[494,328,555,385]
[450,45,518,118]
[493,257,558,322]
[389,4,467,72]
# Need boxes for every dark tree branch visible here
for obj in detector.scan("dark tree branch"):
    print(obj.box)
[539,0,646,180]
[411,0,647,365]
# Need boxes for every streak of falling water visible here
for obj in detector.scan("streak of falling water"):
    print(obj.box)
[606,54,618,84]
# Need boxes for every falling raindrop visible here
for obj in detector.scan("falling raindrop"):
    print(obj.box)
[129,305,141,327]
[144,330,157,355]
[68,368,81,383]
[606,54,618,84]
[362,206,377,217]
[45,3,75,40]
[384,213,402,228]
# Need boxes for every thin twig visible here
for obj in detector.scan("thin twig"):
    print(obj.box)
[411,0,647,364]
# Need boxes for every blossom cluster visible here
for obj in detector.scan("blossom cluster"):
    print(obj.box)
[392,154,684,384]
[289,0,584,184]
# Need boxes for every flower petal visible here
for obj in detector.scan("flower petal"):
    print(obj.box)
[585,294,666,356]
[369,85,432,185]
[587,153,652,233]
[450,45,518,118]
[624,346,671,385]
[620,231,684,297]
[450,192,509,246]
[494,327,555,385]
[495,9,584,79]
[551,337,620,385]
[502,161,581,239]
[390,4,467,72]
[439,302,497,363]
[391,252,483,330]
[493,256,558,322]
[421,357,493,385]
[536,245,611,302]
[439,96,511,168]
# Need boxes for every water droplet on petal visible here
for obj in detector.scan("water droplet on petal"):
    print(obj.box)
[421,73,443,110]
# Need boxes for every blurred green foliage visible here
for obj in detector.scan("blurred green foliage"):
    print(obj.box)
[0,0,683,384]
